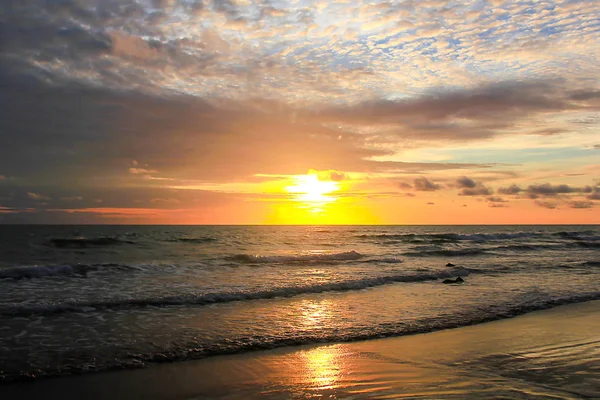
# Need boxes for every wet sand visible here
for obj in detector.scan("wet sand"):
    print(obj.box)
[2,300,599,399]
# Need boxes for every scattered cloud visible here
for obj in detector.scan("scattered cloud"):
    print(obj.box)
[498,184,523,195]
[414,177,441,191]
[535,200,559,209]
[27,192,50,201]
[527,183,584,197]
[569,200,594,209]
[457,177,493,196]
[1,0,599,223]
[457,176,477,189]
[129,168,158,175]
[588,192,600,200]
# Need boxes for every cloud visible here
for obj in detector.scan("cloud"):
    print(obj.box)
[27,192,51,201]
[498,184,522,195]
[487,196,506,203]
[414,177,441,191]
[535,200,559,209]
[0,64,495,191]
[457,176,477,189]
[456,177,492,196]
[460,183,493,196]
[1,0,599,223]
[527,183,587,198]
[129,168,158,175]
[569,201,594,209]
[314,170,348,181]
[498,183,596,199]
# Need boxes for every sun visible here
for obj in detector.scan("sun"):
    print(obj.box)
[285,174,340,204]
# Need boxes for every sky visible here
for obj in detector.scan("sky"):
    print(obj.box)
[0,0,599,224]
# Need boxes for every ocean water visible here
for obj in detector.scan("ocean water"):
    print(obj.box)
[0,225,599,382]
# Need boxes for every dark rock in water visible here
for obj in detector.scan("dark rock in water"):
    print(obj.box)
[446,263,455,267]
[443,276,465,284]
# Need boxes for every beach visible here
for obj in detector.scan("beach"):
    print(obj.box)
[3,299,599,399]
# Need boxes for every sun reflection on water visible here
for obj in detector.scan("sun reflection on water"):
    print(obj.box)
[296,300,344,390]
[301,345,343,390]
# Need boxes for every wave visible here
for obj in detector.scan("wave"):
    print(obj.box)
[400,240,597,257]
[358,230,600,243]
[0,263,133,280]
[491,243,563,252]
[583,261,600,267]
[574,241,600,249]
[4,290,600,383]
[360,257,404,264]
[0,268,470,317]
[555,230,599,239]
[48,237,135,248]
[0,264,97,279]
[402,248,487,257]
[230,250,364,264]
[169,237,217,244]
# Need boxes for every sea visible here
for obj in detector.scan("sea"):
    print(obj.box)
[0,225,599,383]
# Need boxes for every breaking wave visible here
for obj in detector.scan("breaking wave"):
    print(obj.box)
[0,263,133,280]
[48,237,135,248]
[170,237,217,244]
[3,290,600,383]
[0,268,470,317]
[402,248,488,257]
[230,250,364,264]
[358,230,600,243]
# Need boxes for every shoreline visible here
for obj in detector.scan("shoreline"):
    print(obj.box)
[2,299,599,399]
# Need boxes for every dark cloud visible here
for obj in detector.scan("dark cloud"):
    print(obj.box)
[0,60,493,185]
[535,200,559,209]
[398,182,413,190]
[527,183,583,197]
[569,201,594,209]
[315,81,600,143]
[457,176,477,189]
[498,184,522,195]
[569,90,600,101]
[0,61,496,221]
[414,177,441,191]
[499,183,596,200]
[0,181,243,223]
[487,196,506,203]
[460,183,493,196]
[456,177,492,196]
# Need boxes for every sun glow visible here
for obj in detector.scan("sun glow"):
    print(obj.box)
[285,174,340,204]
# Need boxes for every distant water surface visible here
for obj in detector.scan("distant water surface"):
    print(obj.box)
[0,225,599,382]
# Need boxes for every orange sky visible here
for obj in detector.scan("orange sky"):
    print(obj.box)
[0,0,599,224]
